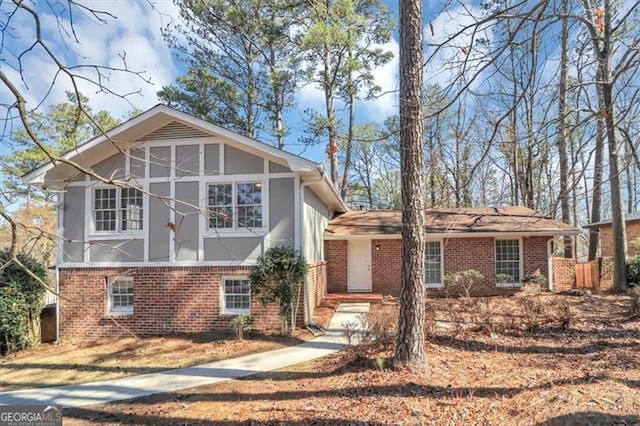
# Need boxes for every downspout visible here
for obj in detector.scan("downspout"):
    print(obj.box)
[547,238,554,292]
[300,174,325,327]
[55,266,60,343]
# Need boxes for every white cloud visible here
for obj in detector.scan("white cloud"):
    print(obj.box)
[423,4,489,89]
[2,0,181,119]
[295,38,400,124]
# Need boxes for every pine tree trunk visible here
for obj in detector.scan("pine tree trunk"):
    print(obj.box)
[557,2,573,258]
[394,0,426,371]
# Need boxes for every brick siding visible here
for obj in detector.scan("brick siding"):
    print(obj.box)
[59,263,327,340]
[552,257,576,291]
[597,220,640,257]
[325,236,552,297]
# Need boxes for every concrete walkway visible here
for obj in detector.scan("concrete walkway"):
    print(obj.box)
[0,303,369,408]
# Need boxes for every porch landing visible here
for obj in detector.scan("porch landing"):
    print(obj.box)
[323,293,384,304]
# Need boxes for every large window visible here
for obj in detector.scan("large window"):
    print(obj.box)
[222,277,251,314]
[93,187,143,233]
[495,239,521,286]
[425,241,443,288]
[208,182,263,230]
[107,277,134,315]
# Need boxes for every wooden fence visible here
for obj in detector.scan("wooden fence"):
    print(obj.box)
[575,260,600,290]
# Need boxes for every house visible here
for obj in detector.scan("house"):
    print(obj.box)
[23,105,578,339]
[324,208,578,296]
[585,212,640,258]
[22,105,347,338]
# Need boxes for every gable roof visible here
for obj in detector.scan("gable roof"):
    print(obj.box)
[325,206,578,237]
[21,104,347,212]
[585,211,640,229]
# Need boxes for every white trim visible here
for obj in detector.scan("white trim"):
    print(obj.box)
[547,238,554,291]
[220,275,251,315]
[426,239,445,289]
[59,260,258,268]
[22,105,319,184]
[220,143,225,175]
[57,192,64,266]
[324,231,577,240]
[494,237,524,288]
[106,276,134,316]
[86,185,145,239]
[203,179,267,235]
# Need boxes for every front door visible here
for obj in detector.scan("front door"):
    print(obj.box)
[347,239,372,292]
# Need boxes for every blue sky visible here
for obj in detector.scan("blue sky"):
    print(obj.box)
[0,0,472,164]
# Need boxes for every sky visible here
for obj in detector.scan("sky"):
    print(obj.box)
[0,0,476,163]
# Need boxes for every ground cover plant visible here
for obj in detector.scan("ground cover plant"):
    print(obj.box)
[62,294,640,425]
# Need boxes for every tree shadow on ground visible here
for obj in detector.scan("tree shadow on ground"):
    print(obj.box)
[430,334,638,355]
[535,411,640,425]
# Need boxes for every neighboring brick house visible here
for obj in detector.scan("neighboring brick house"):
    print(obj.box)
[22,105,346,339]
[585,212,640,258]
[325,208,578,297]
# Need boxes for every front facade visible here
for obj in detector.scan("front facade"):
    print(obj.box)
[23,105,345,338]
[324,209,578,296]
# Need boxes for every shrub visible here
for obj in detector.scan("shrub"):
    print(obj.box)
[444,269,484,298]
[250,246,308,335]
[0,250,48,354]
[629,286,640,318]
[627,255,640,287]
[229,314,251,340]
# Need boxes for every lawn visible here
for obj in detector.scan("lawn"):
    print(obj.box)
[0,331,310,392]
[63,293,640,425]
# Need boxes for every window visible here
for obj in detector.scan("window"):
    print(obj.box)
[495,239,521,286]
[208,182,263,230]
[107,277,134,315]
[93,187,143,233]
[222,277,251,314]
[425,241,443,288]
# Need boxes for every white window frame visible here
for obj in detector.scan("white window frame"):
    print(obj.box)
[206,181,264,232]
[91,186,144,236]
[495,238,523,288]
[221,276,251,315]
[107,277,134,315]
[425,240,444,288]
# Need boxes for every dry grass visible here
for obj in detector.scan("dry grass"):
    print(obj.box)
[62,294,640,425]
[0,331,310,392]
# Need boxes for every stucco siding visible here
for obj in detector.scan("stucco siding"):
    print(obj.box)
[62,187,85,263]
[176,144,200,177]
[149,183,170,262]
[224,145,264,174]
[269,161,291,173]
[150,146,171,178]
[90,153,126,180]
[130,148,146,178]
[204,143,220,175]
[303,187,330,263]
[174,181,199,261]
[89,239,144,262]
[203,237,263,261]
[269,178,295,247]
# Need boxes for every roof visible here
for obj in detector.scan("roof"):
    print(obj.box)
[21,104,347,212]
[324,206,578,237]
[585,211,640,228]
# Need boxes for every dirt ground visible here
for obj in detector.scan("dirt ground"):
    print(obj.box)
[62,294,640,425]
[0,330,310,392]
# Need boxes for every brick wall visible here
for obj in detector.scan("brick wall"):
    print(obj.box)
[599,257,615,291]
[325,236,552,297]
[325,240,347,293]
[305,262,327,320]
[552,257,576,291]
[59,265,319,340]
[598,221,640,257]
